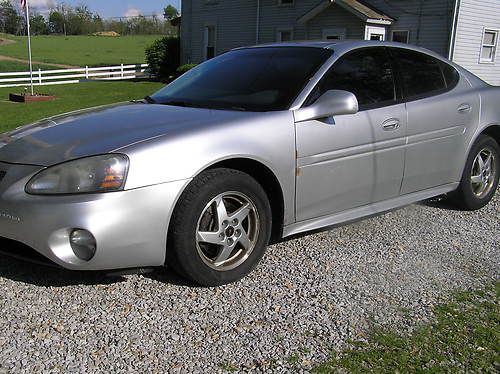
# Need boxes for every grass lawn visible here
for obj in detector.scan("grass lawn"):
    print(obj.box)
[0,81,164,133]
[314,284,499,373]
[0,34,161,66]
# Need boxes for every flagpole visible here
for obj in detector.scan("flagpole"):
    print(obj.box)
[24,0,34,95]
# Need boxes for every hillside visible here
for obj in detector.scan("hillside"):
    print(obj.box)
[0,34,160,67]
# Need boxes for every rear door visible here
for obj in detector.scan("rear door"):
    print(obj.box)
[295,47,407,221]
[390,48,480,194]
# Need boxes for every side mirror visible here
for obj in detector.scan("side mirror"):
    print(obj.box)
[294,90,359,122]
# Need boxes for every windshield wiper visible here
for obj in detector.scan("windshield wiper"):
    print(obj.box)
[144,95,156,104]
[160,100,193,108]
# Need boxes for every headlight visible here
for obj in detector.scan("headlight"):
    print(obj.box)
[26,154,129,195]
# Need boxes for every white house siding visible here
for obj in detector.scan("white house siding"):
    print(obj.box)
[181,0,258,63]
[452,0,500,85]
[180,0,456,64]
[305,4,365,40]
[369,0,455,57]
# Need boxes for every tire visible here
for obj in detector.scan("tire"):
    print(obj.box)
[450,135,499,210]
[166,168,272,286]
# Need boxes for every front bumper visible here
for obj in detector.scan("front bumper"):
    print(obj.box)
[0,162,190,270]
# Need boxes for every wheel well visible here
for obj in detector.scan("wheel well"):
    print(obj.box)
[482,125,500,146]
[207,158,285,243]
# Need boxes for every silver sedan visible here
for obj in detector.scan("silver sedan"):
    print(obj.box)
[0,41,498,285]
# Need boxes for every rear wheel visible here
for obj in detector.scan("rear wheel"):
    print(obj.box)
[450,135,499,210]
[167,168,271,286]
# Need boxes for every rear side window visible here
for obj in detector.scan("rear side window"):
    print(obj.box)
[306,47,396,110]
[391,48,459,100]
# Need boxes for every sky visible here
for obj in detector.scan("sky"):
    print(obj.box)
[18,0,180,18]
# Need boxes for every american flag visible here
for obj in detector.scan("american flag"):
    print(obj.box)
[20,0,26,9]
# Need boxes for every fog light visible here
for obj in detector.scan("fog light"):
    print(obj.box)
[70,229,96,261]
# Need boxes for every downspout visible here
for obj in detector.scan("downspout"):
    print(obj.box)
[256,0,260,44]
[415,0,424,46]
[448,0,460,60]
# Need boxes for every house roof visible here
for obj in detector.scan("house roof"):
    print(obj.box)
[298,0,395,25]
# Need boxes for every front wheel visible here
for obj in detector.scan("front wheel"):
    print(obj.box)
[450,135,499,210]
[167,168,272,286]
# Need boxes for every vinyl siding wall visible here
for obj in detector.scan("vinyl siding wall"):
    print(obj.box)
[452,0,500,85]
[181,0,456,64]
[370,0,455,56]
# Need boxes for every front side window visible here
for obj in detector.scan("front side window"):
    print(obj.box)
[151,47,333,112]
[306,47,396,110]
[390,48,457,100]
[480,29,498,63]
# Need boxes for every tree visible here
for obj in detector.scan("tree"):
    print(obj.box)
[163,5,179,21]
[48,10,65,34]
[30,13,48,35]
[0,0,22,35]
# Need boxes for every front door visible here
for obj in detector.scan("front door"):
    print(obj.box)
[295,47,406,221]
[365,25,386,41]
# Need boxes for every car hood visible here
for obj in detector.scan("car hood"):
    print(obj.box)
[0,102,256,166]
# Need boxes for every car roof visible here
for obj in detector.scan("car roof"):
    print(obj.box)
[235,40,440,56]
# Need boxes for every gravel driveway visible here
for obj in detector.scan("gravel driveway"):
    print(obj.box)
[0,192,498,373]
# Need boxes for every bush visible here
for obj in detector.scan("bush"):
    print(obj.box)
[176,64,198,75]
[145,37,180,81]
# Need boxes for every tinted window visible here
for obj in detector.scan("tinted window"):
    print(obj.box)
[391,48,453,99]
[306,47,396,109]
[441,62,460,89]
[151,47,332,112]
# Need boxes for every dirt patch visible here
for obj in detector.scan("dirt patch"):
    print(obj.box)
[0,55,78,69]
[92,31,121,37]
[0,38,15,46]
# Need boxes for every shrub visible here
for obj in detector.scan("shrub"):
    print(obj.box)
[176,64,198,75]
[145,37,180,81]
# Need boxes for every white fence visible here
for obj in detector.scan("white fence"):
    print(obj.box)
[0,64,150,88]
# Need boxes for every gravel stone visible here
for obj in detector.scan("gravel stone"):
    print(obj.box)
[0,192,498,373]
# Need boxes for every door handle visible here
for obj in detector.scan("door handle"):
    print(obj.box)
[457,103,471,113]
[382,118,400,131]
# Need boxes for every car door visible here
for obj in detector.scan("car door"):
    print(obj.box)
[389,48,481,194]
[295,47,407,222]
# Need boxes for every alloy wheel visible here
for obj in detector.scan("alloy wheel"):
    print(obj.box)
[470,147,496,198]
[195,191,260,271]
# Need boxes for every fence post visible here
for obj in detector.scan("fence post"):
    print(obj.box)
[121,63,124,79]
[85,66,89,79]
[38,69,42,85]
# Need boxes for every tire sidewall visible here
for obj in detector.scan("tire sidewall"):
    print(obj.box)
[168,169,272,286]
[458,135,499,210]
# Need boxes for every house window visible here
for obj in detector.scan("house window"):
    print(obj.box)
[480,29,498,63]
[277,29,293,42]
[322,28,346,40]
[278,0,294,6]
[204,25,216,60]
[391,30,409,44]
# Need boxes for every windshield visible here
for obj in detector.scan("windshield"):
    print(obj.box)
[149,47,333,112]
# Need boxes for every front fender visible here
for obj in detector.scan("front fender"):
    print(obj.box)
[120,111,297,225]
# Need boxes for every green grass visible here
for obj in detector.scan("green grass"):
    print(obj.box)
[0,81,164,132]
[314,284,500,373]
[0,34,161,66]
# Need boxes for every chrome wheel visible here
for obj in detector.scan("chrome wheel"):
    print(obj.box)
[196,191,260,271]
[470,147,496,198]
